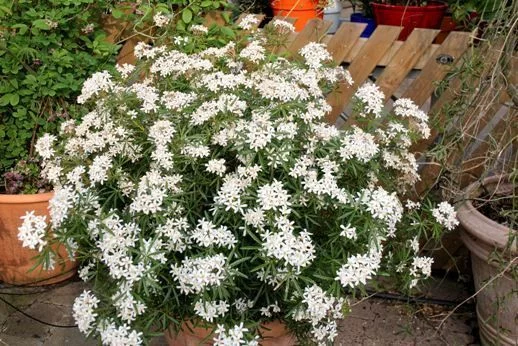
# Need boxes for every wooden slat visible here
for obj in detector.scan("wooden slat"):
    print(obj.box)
[402,32,471,107]
[286,19,333,55]
[326,25,402,124]
[343,39,444,69]
[326,22,366,64]
[375,28,439,99]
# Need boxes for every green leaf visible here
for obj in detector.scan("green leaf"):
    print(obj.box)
[0,94,10,106]
[9,93,19,106]
[11,23,28,35]
[182,8,192,23]
[32,19,50,30]
[200,1,213,7]
[111,8,124,19]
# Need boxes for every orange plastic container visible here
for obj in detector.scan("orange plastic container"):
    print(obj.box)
[270,0,323,32]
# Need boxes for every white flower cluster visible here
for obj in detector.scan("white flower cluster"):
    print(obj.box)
[272,19,295,33]
[293,285,344,345]
[213,323,259,346]
[238,14,260,31]
[432,201,459,230]
[194,300,229,322]
[190,218,237,249]
[354,83,385,118]
[262,229,315,273]
[153,13,170,28]
[18,211,48,252]
[73,290,99,334]
[335,248,383,288]
[26,27,453,346]
[170,254,227,294]
[98,320,143,346]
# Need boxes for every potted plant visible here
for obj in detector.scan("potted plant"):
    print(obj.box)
[349,0,377,37]
[0,0,122,285]
[269,0,329,31]
[457,173,517,345]
[24,16,458,345]
[370,0,448,40]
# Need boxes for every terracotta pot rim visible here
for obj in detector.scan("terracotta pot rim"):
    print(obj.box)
[457,175,516,253]
[0,191,54,204]
[370,1,447,11]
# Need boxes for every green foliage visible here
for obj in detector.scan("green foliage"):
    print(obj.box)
[0,0,229,193]
[0,0,119,192]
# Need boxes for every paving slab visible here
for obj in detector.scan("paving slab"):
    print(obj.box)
[0,278,478,346]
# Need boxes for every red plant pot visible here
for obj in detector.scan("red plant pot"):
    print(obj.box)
[270,0,323,32]
[371,1,448,40]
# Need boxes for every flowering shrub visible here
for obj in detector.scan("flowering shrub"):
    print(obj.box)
[21,17,457,346]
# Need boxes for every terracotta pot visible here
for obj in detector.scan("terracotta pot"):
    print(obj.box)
[270,0,324,32]
[165,320,296,345]
[457,175,517,345]
[0,192,77,286]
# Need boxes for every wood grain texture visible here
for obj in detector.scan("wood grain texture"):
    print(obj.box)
[402,31,472,107]
[286,19,332,55]
[375,28,439,99]
[326,25,402,124]
[326,22,366,64]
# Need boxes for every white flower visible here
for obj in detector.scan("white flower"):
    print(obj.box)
[233,298,254,313]
[335,248,383,288]
[161,91,197,111]
[354,83,385,118]
[194,300,229,322]
[432,201,459,231]
[359,187,403,235]
[238,14,260,30]
[98,320,143,346]
[213,323,257,346]
[260,303,280,317]
[299,42,332,69]
[88,154,113,185]
[78,71,114,104]
[262,229,315,272]
[49,185,76,229]
[410,236,420,253]
[257,180,291,212]
[73,290,99,334]
[170,254,227,294]
[35,134,56,160]
[410,256,433,277]
[205,159,226,176]
[339,224,357,240]
[116,64,135,78]
[272,19,295,32]
[112,285,147,323]
[153,13,170,27]
[239,40,265,63]
[78,262,95,282]
[18,211,47,252]
[181,144,210,158]
[191,24,208,34]
[190,218,237,249]
[339,126,379,163]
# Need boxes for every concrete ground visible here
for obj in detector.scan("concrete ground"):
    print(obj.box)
[0,278,477,346]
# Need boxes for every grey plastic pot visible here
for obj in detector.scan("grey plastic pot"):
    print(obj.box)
[457,175,517,346]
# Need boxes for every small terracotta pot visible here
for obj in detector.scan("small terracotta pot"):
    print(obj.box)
[0,192,78,285]
[165,320,296,346]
